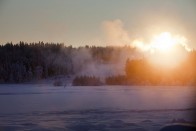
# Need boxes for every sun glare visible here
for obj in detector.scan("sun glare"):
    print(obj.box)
[132,31,191,68]
[150,32,176,52]
[149,32,190,68]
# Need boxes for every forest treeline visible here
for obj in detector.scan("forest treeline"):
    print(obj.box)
[72,76,102,86]
[124,54,196,85]
[73,51,196,86]
[0,42,196,85]
[0,41,135,83]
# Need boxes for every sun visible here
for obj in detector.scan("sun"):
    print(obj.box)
[150,32,176,52]
[131,31,191,68]
[132,31,190,53]
[146,32,190,68]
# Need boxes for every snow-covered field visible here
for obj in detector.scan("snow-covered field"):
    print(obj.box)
[0,84,195,131]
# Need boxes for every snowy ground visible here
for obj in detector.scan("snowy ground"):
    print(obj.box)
[0,84,195,131]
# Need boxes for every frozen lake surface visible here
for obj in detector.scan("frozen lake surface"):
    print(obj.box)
[0,84,195,131]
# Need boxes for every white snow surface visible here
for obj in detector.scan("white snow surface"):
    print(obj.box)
[0,84,195,131]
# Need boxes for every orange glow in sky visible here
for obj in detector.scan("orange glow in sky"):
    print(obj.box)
[132,32,191,68]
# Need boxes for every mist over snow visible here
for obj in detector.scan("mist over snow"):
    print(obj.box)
[70,46,141,78]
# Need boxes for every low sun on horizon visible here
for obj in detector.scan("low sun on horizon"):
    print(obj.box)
[133,31,191,68]
[150,32,190,52]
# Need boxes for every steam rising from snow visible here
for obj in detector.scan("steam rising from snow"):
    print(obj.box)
[61,19,193,77]
[102,19,192,52]
[101,19,193,68]
[70,47,139,78]
[102,19,131,46]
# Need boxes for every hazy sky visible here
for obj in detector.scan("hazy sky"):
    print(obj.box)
[0,0,196,48]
